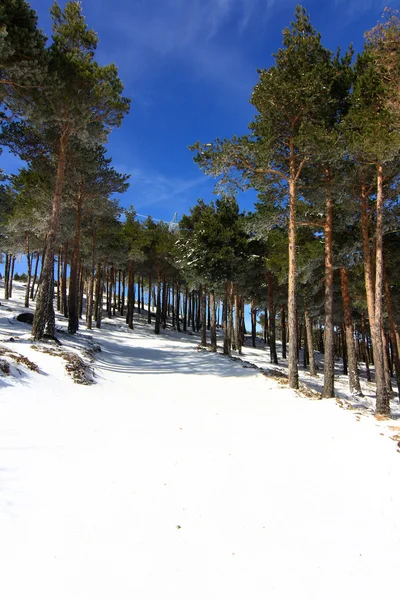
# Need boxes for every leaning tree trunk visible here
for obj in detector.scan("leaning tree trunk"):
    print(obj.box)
[323,171,335,398]
[8,256,15,298]
[33,130,70,340]
[30,253,40,300]
[340,266,362,395]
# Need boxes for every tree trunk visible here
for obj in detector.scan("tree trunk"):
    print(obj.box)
[68,187,83,334]
[234,288,241,354]
[223,281,231,356]
[8,256,15,298]
[95,261,105,329]
[340,267,362,395]
[268,272,278,364]
[323,171,335,398]
[121,269,126,317]
[155,272,161,335]
[280,304,287,359]
[251,298,257,348]
[384,273,400,400]
[61,241,68,318]
[373,165,390,415]
[200,283,207,346]
[127,260,134,329]
[147,274,152,324]
[4,253,10,300]
[304,310,317,376]
[30,253,40,300]
[361,312,371,381]
[86,230,96,329]
[176,282,181,332]
[210,289,217,352]
[33,130,69,339]
[183,286,188,332]
[25,234,32,308]
[288,148,299,388]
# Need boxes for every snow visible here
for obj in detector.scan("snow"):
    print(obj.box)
[1,282,400,599]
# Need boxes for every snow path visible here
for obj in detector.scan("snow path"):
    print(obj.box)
[1,312,400,598]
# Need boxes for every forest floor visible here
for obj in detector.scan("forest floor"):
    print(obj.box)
[1,282,400,599]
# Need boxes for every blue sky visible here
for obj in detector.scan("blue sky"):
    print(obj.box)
[3,0,400,224]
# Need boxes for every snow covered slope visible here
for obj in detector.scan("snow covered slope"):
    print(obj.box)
[1,283,400,599]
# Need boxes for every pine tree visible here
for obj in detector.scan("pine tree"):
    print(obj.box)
[12,1,131,339]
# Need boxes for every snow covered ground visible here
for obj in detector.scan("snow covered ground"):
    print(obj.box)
[1,282,400,599]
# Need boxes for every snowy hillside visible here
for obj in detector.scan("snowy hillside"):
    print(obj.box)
[1,282,400,600]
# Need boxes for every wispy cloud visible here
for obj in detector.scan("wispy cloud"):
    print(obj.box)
[333,0,387,20]
[117,165,210,217]
[94,0,266,94]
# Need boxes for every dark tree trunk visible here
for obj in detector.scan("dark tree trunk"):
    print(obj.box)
[8,256,15,298]
[263,307,268,344]
[323,171,335,398]
[33,130,69,340]
[251,299,257,348]
[176,282,181,332]
[382,328,392,393]
[95,261,105,329]
[127,260,134,329]
[86,230,96,330]
[305,310,317,376]
[373,165,390,415]
[61,241,68,318]
[361,312,371,381]
[223,281,231,356]
[340,267,362,395]
[155,273,161,335]
[162,279,167,329]
[201,283,207,346]
[234,288,241,354]
[385,273,400,400]
[68,188,83,334]
[340,323,348,376]
[25,234,32,308]
[4,253,10,300]
[183,286,188,332]
[30,253,40,300]
[268,272,278,364]
[121,270,126,317]
[280,304,287,359]
[210,289,217,352]
[137,274,141,314]
[78,262,84,319]
[147,274,152,324]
